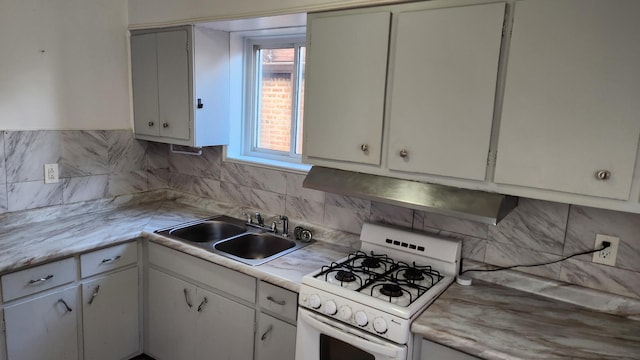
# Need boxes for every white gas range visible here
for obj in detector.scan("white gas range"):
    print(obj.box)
[296,222,461,360]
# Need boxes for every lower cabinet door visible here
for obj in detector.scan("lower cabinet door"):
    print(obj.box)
[4,287,79,360]
[256,313,296,360]
[147,268,196,360]
[194,286,255,360]
[82,267,139,360]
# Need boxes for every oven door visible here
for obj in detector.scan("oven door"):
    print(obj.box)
[296,308,407,360]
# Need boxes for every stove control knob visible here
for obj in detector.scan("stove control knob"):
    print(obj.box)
[309,294,321,309]
[354,311,368,327]
[324,300,337,315]
[373,317,388,334]
[338,305,353,320]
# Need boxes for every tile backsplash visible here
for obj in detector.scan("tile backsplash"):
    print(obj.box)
[0,130,153,212]
[2,130,639,299]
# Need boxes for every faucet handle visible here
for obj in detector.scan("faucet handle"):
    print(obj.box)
[255,212,264,226]
[242,211,252,224]
[279,215,289,237]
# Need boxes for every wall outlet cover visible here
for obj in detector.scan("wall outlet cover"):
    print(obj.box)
[44,163,59,184]
[592,234,619,266]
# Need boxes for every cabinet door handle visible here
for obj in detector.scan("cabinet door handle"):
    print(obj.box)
[88,285,100,305]
[28,274,54,285]
[360,144,369,152]
[162,123,169,128]
[148,121,154,127]
[197,297,208,312]
[267,296,286,306]
[595,170,611,180]
[101,255,121,264]
[57,299,73,312]
[183,289,193,308]
[399,149,408,158]
[261,324,274,341]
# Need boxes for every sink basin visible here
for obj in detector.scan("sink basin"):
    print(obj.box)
[155,215,312,266]
[214,233,295,260]
[168,220,246,243]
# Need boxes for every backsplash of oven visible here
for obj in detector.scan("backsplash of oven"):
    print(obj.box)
[0,129,638,299]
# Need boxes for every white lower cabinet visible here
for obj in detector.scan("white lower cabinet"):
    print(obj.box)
[1,242,140,360]
[256,313,296,360]
[420,338,479,360]
[147,267,255,360]
[4,286,79,360]
[82,267,140,360]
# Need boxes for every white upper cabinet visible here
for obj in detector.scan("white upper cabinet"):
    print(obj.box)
[130,25,230,147]
[495,0,640,200]
[387,3,505,180]
[303,12,391,165]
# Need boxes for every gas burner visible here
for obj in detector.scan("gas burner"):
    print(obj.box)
[335,270,356,283]
[379,283,403,298]
[361,257,381,269]
[401,268,424,281]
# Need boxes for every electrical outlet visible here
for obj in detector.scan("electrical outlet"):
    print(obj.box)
[592,234,619,266]
[44,163,59,184]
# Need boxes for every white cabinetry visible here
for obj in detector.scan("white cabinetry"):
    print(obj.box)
[4,287,79,360]
[81,242,140,360]
[131,25,230,147]
[82,267,139,360]
[2,258,78,360]
[146,243,256,360]
[303,12,390,165]
[255,281,298,360]
[387,3,505,180]
[256,313,296,360]
[420,338,479,360]
[495,0,640,200]
[304,1,505,181]
[1,241,140,360]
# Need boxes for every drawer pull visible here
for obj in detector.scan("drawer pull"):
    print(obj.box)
[261,324,274,341]
[267,296,286,306]
[57,299,73,312]
[183,288,193,308]
[28,274,54,285]
[100,255,121,265]
[88,285,101,305]
[197,297,208,312]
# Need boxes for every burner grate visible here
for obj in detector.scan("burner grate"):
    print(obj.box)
[314,252,445,306]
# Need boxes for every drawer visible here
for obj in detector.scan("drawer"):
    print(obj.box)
[81,242,138,278]
[148,242,256,303]
[2,257,76,302]
[258,281,297,322]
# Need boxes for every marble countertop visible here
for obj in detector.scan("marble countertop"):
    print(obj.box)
[412,277,640,360]
[0,195,352,292]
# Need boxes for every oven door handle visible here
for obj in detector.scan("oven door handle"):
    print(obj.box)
[299,310,400,358]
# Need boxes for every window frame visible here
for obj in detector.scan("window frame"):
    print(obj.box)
[242,34,306,164]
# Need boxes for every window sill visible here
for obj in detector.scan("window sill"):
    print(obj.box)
[223,153,311,174]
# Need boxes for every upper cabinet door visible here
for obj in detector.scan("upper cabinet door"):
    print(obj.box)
[388,3,505,180]
[157,29,191,140]
[131,33,159,137]
[387,3,506,181]
[495,0,640,199]
[303,12,391,165]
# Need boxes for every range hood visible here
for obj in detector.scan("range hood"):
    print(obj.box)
[303,166,517,225]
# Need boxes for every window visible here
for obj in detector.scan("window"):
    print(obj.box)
[242,35,307,165]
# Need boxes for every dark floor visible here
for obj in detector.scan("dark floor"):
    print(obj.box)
[129,355,155,360]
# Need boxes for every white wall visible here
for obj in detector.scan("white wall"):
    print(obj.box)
[0,0,131,130]
[128,0,401,27]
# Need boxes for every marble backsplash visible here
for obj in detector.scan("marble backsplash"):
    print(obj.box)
[1,130,639,299]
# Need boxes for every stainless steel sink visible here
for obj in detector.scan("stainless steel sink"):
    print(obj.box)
[168,220,246,243]
[154,215,312,266]
[215,233,295,259]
